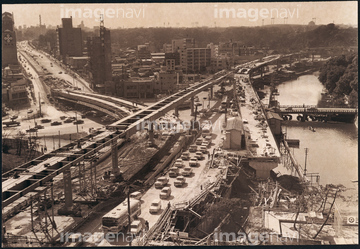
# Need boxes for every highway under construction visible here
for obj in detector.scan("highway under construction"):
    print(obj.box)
[3,55,352,247]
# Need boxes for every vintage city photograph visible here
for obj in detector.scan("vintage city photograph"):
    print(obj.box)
[2,1,358,246]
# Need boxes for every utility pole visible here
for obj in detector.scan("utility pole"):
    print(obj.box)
[304,148,308,176]
[127,187,132,246]
[38,92,42,117]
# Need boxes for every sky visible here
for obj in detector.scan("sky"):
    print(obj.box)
[2,2,358,29]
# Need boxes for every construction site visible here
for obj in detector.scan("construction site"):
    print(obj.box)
[2,59,358,247]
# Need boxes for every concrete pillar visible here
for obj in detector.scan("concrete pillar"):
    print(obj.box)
[63,168,73,209]
[210,86,213,100]
[289,55,292,67]
[260,67,264,78]
[276,59,280,71]
[149,122,154,144]
[190,96,195,116]
[312,53,314,62]
[174,106,179,117]
[111,138,119,176]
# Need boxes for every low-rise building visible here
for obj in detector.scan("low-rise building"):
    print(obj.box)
[116,77,155,99]
[223,117,246,150]
[68,56,89,70]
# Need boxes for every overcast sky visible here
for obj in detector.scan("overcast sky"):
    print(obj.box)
[2,2,358,29]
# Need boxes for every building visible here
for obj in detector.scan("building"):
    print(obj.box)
[163,43,172,53]
[137,44,151,59]
[154,70,182,94]
[57,17,83,63]
[2,12,18,67]
[218,41,242,56]
[211,55,229,72]
[86,22,112,94]
[223,117,246,150]
[207,43,219,58]
[186,48,211,73]
[2,65,28,105]
[172,38,196,52]
[67,56,89,71]
[117,77,155,98]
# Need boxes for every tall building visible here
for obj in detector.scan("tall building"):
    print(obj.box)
[57,17,83,63]
[172,38,196,71]
[2,12,18,67]
[87,21,112,94]
[186,48,211,73]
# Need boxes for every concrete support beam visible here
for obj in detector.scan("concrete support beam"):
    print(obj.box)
[210,86,213,100]
[174,106,179,117]
[63,168,73,209]
[149,122,154,145]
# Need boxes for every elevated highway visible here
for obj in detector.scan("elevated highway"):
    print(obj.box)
[2,70,230,209]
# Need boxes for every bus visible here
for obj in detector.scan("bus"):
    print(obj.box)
[102,198,141,234]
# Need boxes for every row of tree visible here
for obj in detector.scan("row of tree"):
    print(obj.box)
[318,53,358,107]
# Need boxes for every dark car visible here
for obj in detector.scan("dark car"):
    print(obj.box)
[35,124,44,129]
[41,118,51,123]
[73,119,84,125]
[51,121,62,126]
[26,128,38,133]
[64,118,74,123]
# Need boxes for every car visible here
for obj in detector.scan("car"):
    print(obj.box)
[130,220,143,235]
[26,127,38,133]
[149,200,162,214]
[205,135,212,141]
[308,107,318,111]
[196,138,203,145]
[181,152,191,161]
[160,187,171,199]
[174,159,184,168]
[58,71,62,74]
[201,141,210,148]
[189,145,197,152]
[181,167,193,177]
[285,107,293,111]
[243,119,248,124]
[189,158,199,167]
[169,167,179,178]
[195,151,205,160]
[155,176,169,189]
[41,100,45,104]
[174,176,186,187]
[35,124,44,129]
[27,109,34,114]
[64,118,74,123]
[200,146,208,154]
[60,116,66,120]
[41,118,51,123]
[73,119,84,125]
[51,121,62,126]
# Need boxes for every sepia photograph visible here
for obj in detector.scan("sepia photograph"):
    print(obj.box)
[1,1,358,247]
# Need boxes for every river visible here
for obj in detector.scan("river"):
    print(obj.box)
[276,72,358,188]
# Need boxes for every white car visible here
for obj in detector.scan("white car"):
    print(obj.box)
[150,200,161,214]
[174,176,186,187]
[155,176,169,189]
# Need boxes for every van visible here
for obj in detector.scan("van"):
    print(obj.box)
[169,167,179,178]
[160,187,171,199]
[196,138,203,145]
[130,220,143,235]
[189,145,197,152]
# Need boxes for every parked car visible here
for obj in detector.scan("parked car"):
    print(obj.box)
[64,118,74,123]
[181,152,191,161]
[174,176,186,187]
[160,187,171,199]
[41,118,51,123]
[51,121,62,126]
[149,199,161,214]
[174,159,184,168]
[27,109,34,114]
[26,127,38,133]
[155,176,169,189]
[196,138,203,145]
[189,158,199,167]
[60,116,66,120]
[189,145,197,152]
[181,167,193,177]
[35,124,44,129]
[169,167,179,178]
[200,145,208,153]
[195,151,205,160]
[73,119,84,125]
